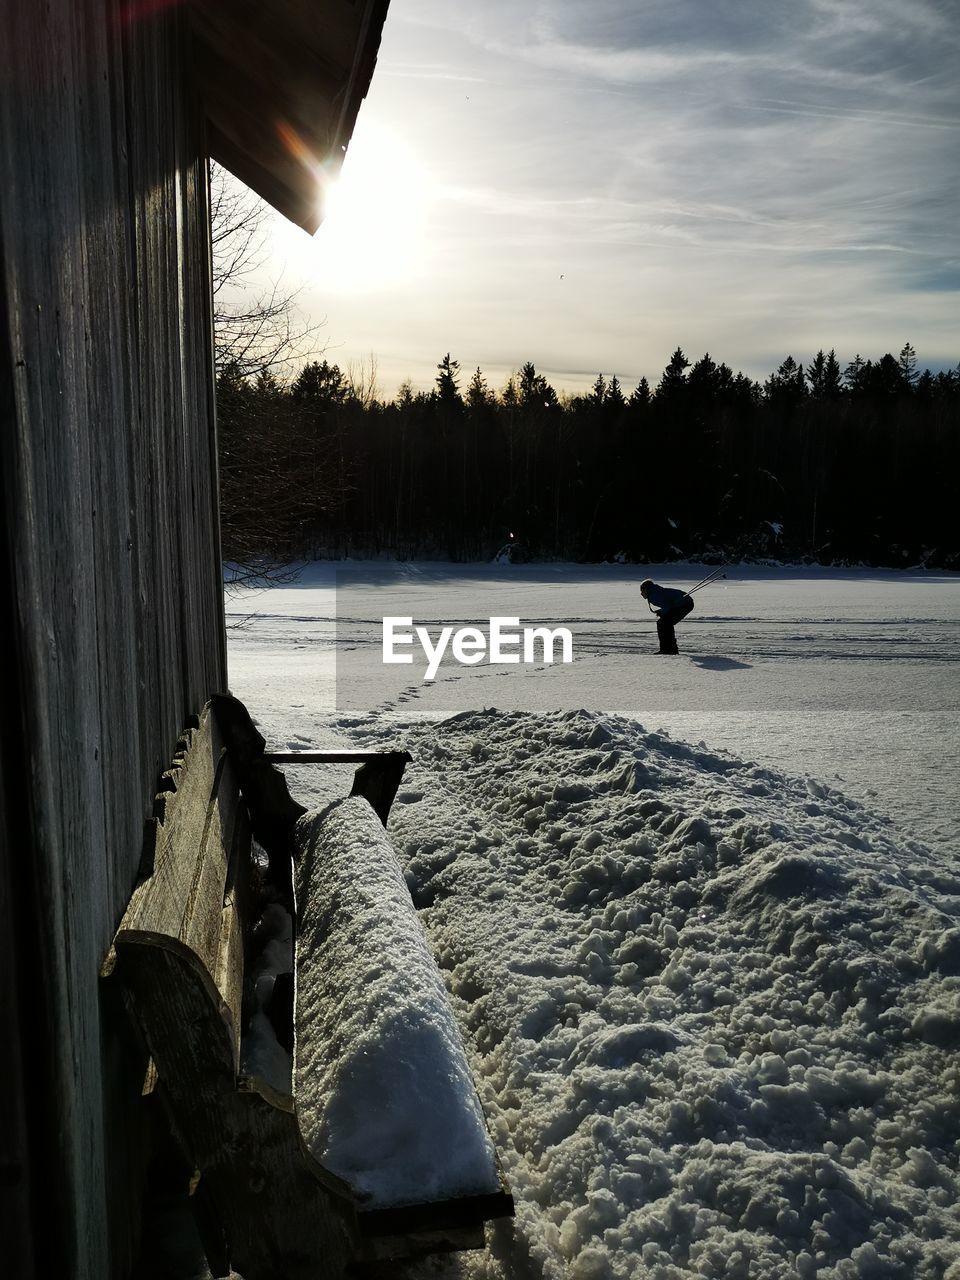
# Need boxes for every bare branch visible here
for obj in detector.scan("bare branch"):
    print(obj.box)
[209,161,327,380]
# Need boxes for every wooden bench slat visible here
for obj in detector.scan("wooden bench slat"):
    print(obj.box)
[122,711,219,953]
[181,747,236,977]
[214,801,251,1068]
[115,706,245,1060]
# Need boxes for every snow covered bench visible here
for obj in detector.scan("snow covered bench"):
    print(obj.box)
[104,697,512,1279]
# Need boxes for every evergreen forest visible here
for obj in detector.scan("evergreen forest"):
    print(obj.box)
[217,344,959,570]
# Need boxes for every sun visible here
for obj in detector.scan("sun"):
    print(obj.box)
[272,117,431,293]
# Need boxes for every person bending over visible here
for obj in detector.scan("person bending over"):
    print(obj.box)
[640,579,694,655]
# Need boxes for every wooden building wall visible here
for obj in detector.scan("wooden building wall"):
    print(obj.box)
[0,2,226,1275]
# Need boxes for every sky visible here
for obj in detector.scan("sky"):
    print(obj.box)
[241,0,960,398]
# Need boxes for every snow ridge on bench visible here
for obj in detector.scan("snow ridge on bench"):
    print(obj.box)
[294,796,500,1209]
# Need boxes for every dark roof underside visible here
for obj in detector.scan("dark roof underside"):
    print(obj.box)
[191,0,390,233]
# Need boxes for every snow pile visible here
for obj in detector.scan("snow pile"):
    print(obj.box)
[293,796,501,1208]
[362,708,960,1279]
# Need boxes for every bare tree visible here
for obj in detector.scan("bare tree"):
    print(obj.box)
[210,163,338,591]
[345,353,381,410]
[210,162,325,379]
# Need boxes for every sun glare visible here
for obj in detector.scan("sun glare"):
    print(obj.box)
[274,119,431,293]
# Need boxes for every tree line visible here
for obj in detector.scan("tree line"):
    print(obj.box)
[217,343,959,572]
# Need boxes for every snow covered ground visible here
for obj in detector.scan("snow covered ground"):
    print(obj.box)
[226,562,960,1279]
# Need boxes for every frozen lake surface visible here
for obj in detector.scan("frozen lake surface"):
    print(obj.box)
[227,563,959,853]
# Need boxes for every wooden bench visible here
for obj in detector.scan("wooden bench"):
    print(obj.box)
[103,696,512,1278]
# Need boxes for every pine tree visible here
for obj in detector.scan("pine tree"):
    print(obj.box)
[688,353,719,395]
[686,354,723,427]
[731,372,759,408]
[629,377,651,408]
[435,352,462,406]
[292,359,346,403]
[253,368,282,401]
[656,348,690,398]
[844,354,869,395]
[806,350,828,399]
[915,369,934,400]
[765,356,806,402]
[500,374,519,409]
[871,353,907,398]
[517,361,556,410]
[467,367,491,409]
[715,362,736,399]
[898,342,918,387]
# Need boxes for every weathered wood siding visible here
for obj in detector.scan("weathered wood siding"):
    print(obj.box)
[0,1,226,1275]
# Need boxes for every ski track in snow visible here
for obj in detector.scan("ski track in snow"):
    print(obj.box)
[226,563,960,1279]
[227,613,958,664]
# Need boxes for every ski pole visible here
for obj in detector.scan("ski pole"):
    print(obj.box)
[687,568,722,592]
[688,573,725,594]
[687,567,726,594]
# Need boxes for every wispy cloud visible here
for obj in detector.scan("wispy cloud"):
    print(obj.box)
[266,0,960,393]
[737,98,960,130]
[381,61,488,84]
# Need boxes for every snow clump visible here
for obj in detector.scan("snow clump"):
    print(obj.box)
[368,708,960,1279]
[293,796,501,1210]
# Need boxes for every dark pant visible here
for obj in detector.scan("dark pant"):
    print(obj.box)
[657,597,694,653]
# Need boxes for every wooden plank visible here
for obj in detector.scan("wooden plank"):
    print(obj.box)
[0,583,40,1277]
[116,706,251,1057]
[192,0,389,230]
[265,750,408,763]
[1,0,222,1272]
[194,0,381,74]
[116,944,357,1279]
[121,714,218,949]
[1,3,117,1267]
[214,798,251,1067]
[181,746,236,975]
[262,749,412,823]
[358,1190,515,1241]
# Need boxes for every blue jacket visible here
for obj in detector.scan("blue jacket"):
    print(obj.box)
[644,583,692,613]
